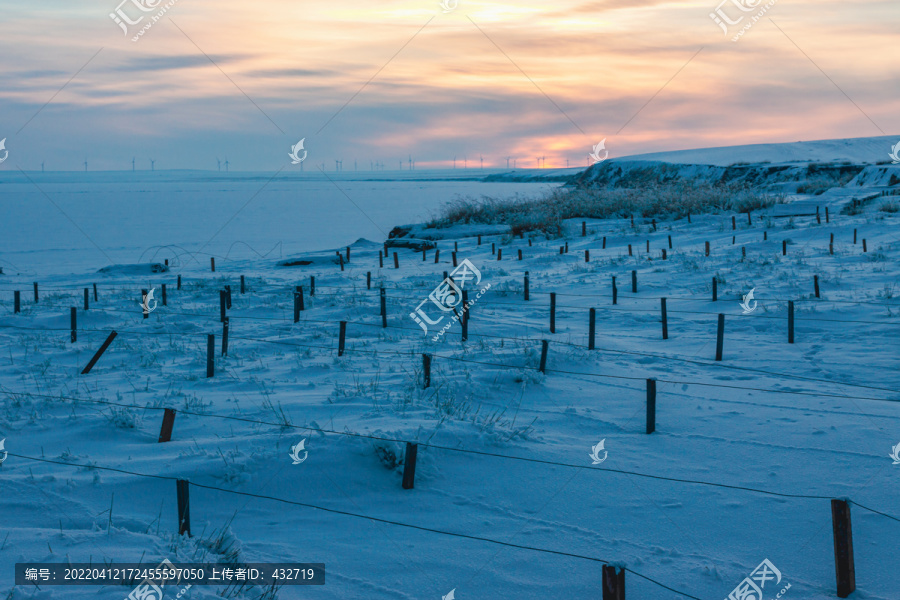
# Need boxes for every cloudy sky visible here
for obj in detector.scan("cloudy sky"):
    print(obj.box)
[0,0,896,171]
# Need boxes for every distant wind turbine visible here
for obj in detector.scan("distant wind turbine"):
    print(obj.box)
[216,158,221,172]
[150,159,156,171]
[132,157,135,171]
[224,159,229,172]
[84,159,88,172]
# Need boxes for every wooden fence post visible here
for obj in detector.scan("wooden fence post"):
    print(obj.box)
[240,275,245,294]
[206,334,214,378]
[14,291,20,314]
[461,306,468,342]
[661,249,667,260]
[346,246,351,262]
[177,275,181,290]
[826,206,830,223]
[646,378,656,434]
[816,206,821,224]
[668,234,672,249]
[687,212,691,223]
[339,253,345,271]
[582,221,586,236]
[161,284,167,306]
[176,479,191,536]
[158,408,176,443]
[81,331,118,374]
[84,288,89,310]
[783,240,787,256]
[814,275,820,298]
[715,313,725,361]
[338,321,347,356]
[452,251,458,267]
[34,282,39,302]
[492,242,496,256]
[712,277,717,301]
[518,249,522,260]
[422,247,427,262]
[524,273,530,301]
[550,293,556,333]
[539,340,549,373]
[309,276,315,297]
[748,211,752,225]
[380,288,387,328]
[831,499,855,597]
[560,246,565,255]
[742,247,746,259]
[423,354,432,388]
[732,215,736,230]
[221,317,229,356]
[788,300,794,344]
[612,276,617,305]
[862,239,867,252]
[402,442,418,490]
[478,235,482,245]
[434,249,440,264]
[528,238,532,247]
[705,241,710,256]
[394,252,399,269]
[602,564,625,600]
[297,286,305,311]
[853,229,857,244]
[660,298,668,340]
[367,271,372,290]
[764,231,767,241]
[631,270,637,293]
[628,244,632,256]
[293,292,300,323]
[210,257,215,272]
[225,285,232,309]
[602,236,606,249]
[646,240,649,253]
[93,283,98,301]
[219,290,226,322]
[379,251,384,269]
[70,307,77,343]
[589,308,596,350]
[497,248,502,261]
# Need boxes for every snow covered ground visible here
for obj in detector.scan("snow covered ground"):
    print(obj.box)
[1,147,899,600]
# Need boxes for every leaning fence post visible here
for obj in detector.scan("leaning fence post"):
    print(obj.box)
[452,251,457,267]
[176,479,191,536]
[712,277,717,302]
[788,300,795,344]
[422,354,432,388]
[862,239,867,252]
[402,442,418,490]
[70,307,77,343]
[660,298,668,340]
[668,234,672,249]
[81,331,118,374]
[549,293,556,333]
[380,288,387,328]
[14,291,20,314]
[831,499,855,598]
[588,308,596,350]
[539,340,549,373]
[338,321,347,356]
[158,408,177,443]
[524,272,530,301]
[221,317,229,356]
[631,270,637,293]
[93,283,98,301]
[206,334,214,378]
[602,564,625,600]
[715,313,725,361]
[646,378,656,434]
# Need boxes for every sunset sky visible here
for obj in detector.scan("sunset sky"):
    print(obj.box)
[0,0,896,171]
